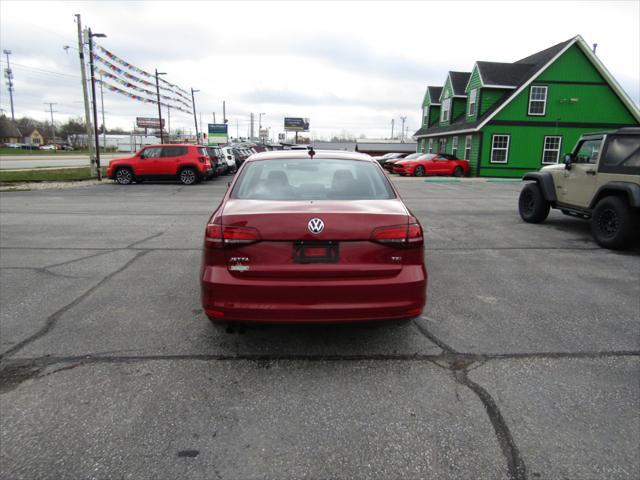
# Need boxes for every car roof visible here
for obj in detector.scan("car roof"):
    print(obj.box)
[246,149,374,163]
[143,143,199,148]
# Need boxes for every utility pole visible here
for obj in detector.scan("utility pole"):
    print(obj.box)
[99,73,106,148]
[223,101,226,124]
[391,119,394,140]
[400,116,407,142]
[155,68,166,143]
[87,27,105,180]
[75,15,96,177]
[3,49,15,121]
[191,88,200,144]
[212,112,216,124]
[44,102,57,140]
[250,112,254,140]
[167,105,171,140]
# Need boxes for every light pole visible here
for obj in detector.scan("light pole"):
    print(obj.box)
[191,88,200,144]
[99,73,106,148]
[258,112,266,144]
[155,69,166,143]
[88,28,106,180]
[3,49,15,121]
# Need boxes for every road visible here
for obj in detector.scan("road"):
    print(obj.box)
[0,153,123,170]
[0,176,638,479]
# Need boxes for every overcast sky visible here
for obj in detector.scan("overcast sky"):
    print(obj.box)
[1,0,638,141]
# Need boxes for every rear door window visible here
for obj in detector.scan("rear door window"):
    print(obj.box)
[161,146,187,157]
[232,158,396,200]
[599,135,640,174]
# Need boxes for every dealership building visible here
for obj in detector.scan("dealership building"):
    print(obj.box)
[413,35,640,177]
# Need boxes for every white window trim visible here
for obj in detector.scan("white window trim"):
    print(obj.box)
[528,85,548,116]
[428,139,433,153]
[440,98,451,123]
[464,135,472,160]
[452,136,458,157]
[423,106,429,126]
[468,89,477,116]
[541,136,562,164]
[490,135,510,164]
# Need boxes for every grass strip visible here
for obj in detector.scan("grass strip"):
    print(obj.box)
[423,178,462,182]
[0,167,108,183]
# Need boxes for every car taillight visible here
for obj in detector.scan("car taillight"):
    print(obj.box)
[205,224,260,248]
[371,223,423,248]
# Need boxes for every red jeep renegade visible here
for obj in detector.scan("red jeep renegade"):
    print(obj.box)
[107,144,213,185]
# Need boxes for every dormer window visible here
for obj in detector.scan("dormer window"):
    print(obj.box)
[468,89,477,116]
[440,98,451,122]
[423,106,429,126]
[528,86,548,115]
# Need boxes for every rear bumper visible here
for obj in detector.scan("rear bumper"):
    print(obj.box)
[201,265,427,323]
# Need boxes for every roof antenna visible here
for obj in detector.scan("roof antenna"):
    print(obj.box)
[308,146,315,158]
[592,43,598,54]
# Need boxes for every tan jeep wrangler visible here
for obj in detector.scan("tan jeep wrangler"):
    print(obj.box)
[519,127,640,249]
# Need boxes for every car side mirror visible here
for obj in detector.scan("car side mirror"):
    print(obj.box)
[564,154,572,170]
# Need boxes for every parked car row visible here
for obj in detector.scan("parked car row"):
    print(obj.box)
[1,142,74,150]
[107,143,270,185]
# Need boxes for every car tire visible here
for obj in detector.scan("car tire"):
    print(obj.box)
[414,166,425,177]
[518,183,550,223]
[453,166,464,177]
[591,196,635,249]
[115,167,134,185]
[179,167,198,185]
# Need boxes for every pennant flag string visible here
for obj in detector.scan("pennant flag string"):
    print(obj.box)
[94,44,191,101]
[92,52,191,104]
[97,78,193,114]
[96,67,193,110]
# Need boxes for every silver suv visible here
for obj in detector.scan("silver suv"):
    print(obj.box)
[518,128,640,249]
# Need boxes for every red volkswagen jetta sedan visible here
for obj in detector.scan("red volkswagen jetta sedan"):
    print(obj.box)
[200,150,427,323]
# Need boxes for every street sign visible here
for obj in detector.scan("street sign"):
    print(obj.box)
[136,117,164,129]
[208,124,228,145]
[284,117,310,132]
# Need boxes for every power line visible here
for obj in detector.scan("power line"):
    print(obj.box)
[0,61,79,79]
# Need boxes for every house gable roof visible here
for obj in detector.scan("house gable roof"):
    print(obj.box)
[422,85,442,106]
[21,126,41,137]
[414,35,639,138]
[0,116,22,138]
[475,62,534,88]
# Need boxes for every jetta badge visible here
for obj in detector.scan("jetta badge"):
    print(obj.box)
[308,218,325,234]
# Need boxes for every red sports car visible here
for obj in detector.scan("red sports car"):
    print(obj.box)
[200,150,427,323]
[393,153,469,177]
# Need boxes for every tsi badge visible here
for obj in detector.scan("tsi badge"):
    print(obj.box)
[308,218,325,234]
[229,256,250,272]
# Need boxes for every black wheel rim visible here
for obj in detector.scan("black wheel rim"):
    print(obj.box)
[522,190,534,214]
[597,208,619,237]
[454,168,463,177]
[415,167,424,177]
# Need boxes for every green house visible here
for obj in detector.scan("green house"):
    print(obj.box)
[413,35,640,177]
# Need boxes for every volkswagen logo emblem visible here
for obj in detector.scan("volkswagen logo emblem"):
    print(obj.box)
[308,218,325,234]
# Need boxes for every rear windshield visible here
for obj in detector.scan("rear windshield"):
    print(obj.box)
[232,158,396,200]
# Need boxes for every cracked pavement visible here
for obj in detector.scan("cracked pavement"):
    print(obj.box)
[0,178,638,479]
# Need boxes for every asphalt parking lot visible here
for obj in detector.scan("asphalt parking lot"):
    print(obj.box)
[1,176,638,480]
